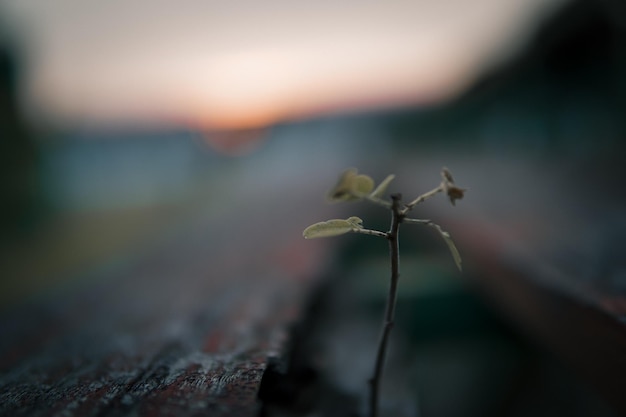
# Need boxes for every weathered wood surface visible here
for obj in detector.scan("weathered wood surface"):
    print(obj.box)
[0,177,339,417]
[3,150,625,416]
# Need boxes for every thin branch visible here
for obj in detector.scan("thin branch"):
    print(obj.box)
[401,185,443,215]
[369,193,402,417]
[402,218,431,225]
[353,228,389,238]
[404,217,441,229]
[404,217,448,237]
[366,195,392,209]
[404,218,463,271]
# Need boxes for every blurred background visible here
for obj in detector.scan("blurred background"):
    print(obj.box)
[1,0,626,414]
[2,0,625,304]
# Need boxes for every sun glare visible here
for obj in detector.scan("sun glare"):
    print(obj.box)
[184,36,473,130]
[1,0,566,130]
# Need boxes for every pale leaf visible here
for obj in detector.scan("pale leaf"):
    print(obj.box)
[327,169,359,201]
[370,174,395,198]
[346,216,364,228]
[326,169,376,202]
[352,174,375,196]
[303,217,363,239]
[441,231,463,271]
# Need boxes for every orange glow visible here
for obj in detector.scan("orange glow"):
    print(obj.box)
[180,40,474,130]
[202,128,269,156]
[2,0,566,130]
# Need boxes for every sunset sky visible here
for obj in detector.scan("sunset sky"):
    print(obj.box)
[1,0,566,130]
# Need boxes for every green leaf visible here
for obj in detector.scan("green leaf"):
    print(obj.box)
[346,216,364,228]
[303,217,363,239]
[441,231,463,271]
[352,174,375,196]
[370,174,395,198]
[327,168,359,201]
[327,169,374,202]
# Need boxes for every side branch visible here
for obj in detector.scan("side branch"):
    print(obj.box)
[353,228,388,238]
[366,195,392,209]
[401,185,443,215]
[404,217,463,271]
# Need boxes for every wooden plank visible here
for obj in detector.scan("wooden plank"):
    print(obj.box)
[0,185,338,417]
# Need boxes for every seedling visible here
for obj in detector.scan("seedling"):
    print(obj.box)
[303,167,466,417]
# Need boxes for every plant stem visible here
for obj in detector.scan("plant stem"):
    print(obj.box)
[401,185,442,215]
[354,228,389,238]
[369,193,403,417]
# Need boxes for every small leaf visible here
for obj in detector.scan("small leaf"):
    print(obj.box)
[327,168,359,201]
[440,167,466,206]
[441,231,463,271]
[441,167,455,183]
[346,216,364,228]
[327,169,374,202]
[445,185,466,206]
[303,217,364,239]
[352,174,375,196]
[370,174,395,198]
